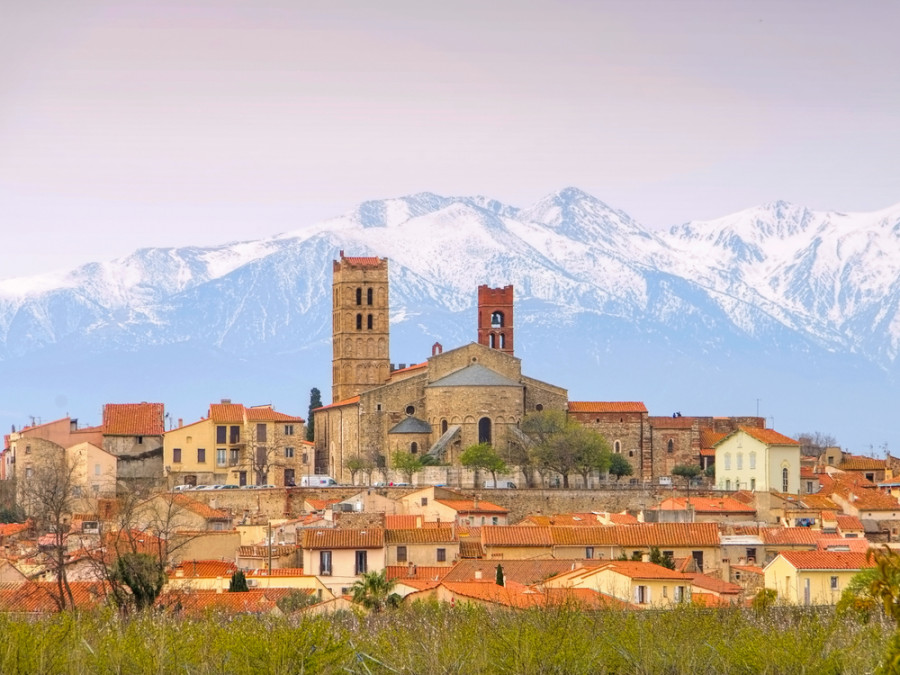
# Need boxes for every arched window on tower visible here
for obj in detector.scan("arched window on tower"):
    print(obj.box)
[441,419,448,434]
[478,417,492,444]
[356,314,362,330]
[367,288,373,305]
[491,311,504,328]
[783,467,789,492]
[356,288,362,305]
[367,314,373,330]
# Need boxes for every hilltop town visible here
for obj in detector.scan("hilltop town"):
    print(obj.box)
[1,252,898,615]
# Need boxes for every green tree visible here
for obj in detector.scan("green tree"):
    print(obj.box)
[345,456,370,485]
[609,453,633,482]
[229,569,249,592]
[276,588,318,613]
[495,564,505,587]
[649,546,676,570]
[391,451,424,484]
[110,552,167,611]
[752,587,777,613]
[306,387,322,442]
[521,410,610,488]
[460,443,508,487]
[351,570,399,612]
[837,567,880,620]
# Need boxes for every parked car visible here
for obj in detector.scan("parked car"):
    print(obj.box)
[172,484,192,492]
[484,480,517,489]
[300,475,338,487]
[218,484,240,490]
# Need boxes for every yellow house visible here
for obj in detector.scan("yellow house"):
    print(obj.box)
[399,487,509,526]
[764,550,873,605]
[301,528,386,596]
[542,560,693,608]
[164,401,309,487]
[67,441,117,499]
[715,427,800,493]
[384,527,460,566]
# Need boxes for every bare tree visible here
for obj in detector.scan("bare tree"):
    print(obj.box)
[19,446,82,610]
[796,431,838,458]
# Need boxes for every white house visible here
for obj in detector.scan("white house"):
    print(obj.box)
[714,427,800,494]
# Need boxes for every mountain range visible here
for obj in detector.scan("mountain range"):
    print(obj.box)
[1,187,898,455]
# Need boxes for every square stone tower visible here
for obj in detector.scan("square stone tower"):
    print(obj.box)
[332,252,390,403]
[477,284,514,354]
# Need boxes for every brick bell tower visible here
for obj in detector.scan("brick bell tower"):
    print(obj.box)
[332,252,390,402]
[477,284,514,354]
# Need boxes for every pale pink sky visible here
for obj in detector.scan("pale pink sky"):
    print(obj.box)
[2,0,898,279]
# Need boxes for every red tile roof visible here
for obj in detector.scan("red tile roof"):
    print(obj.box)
[839,455,887,471]
[652,497,756,515]
[435,499,508,514]
[614,523,720,548]
[341,256,383,267]
[170,560,238,578]
[157,588,305,615]
[736,427,799,446]
[245,405,304,423]
[759,527,822,546]
[567,402,647,414]
[592,560,692,580]
[776,550,874,571]
[385,565,453,581]
[385,515,441,529]
[700,429,728,449]
[482,526,553,547]
[685,573,743,595]
[485,523,721,548]
[0,581,109,613]
[301,528,384,549]
[390,362,428,376]
[384,528,457,544]
[304,498,340,512]
[459,540,483,559]
[313,396,361,412]
[209,403,246,423]
[0,522,29,538]
[103,403,165,436]
[171,495,231,521]
[836,515,865,531]
[444,560,577,585]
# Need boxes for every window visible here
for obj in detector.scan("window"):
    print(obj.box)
[724,453,731,470]
[806,481,813,493]
[442,419,448,434]
[285,447,294,459]
[355,550,368,575]
[750,478,756,491]
[137,436,143,444]
[94,463,101,476]
[356,314,362,330]
[230,426,240,444]
[725,479,731,491]
[356,287,362,305]
[674,586,685,603]
[284,469,295,486]
[197,448,206,463]
[397,546,407,563]
[230,449,239,465]
[749,452,756,470]
[25,467,33,479]
[367,314,373,330]
[830,576,839,591]
[667,439,674,454]
[72,485,82,497]
[367,288,373,305]
[406,405,416,415]
[302,453,308,464]
[257,423,267,442]
[320,551,333,575]
[284,424,294,436]
[492,516,499,525]
[478,417,492,444]
[635,585,650,604]
[783,467,789,492]
[491,311,504,328]
[25,445,31,454]
[614,441,621,454]
[173,448,182,463]
[663,550,674,562]
[217,449,227,466]
[217,426,227,444]
[736,453,743,470]
[421,497,428,506]
[410,442,418,454]
[585,547,594,559]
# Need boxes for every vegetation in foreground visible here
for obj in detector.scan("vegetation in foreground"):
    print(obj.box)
[0,603,890,675]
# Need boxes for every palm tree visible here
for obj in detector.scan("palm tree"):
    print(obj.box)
[350,569,399,612]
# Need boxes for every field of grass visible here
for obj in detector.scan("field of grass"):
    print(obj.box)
[0,603,891,674]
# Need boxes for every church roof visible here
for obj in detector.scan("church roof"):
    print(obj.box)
[389,417,432,434]
[426,364,520,388]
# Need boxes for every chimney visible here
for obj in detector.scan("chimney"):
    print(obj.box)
[178,419,183,428]
[221,399,231,405]
[474,494,480,509]
[216,576,223,594]
[642,552,650,563]
[70,419,78,432]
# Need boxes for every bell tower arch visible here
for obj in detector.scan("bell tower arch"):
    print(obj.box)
[477,284,514,355]
[332,252,390,402]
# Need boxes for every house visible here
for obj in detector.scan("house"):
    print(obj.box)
[516,512,638,527]
[764,550,874,605]
[384,527,459,567]
[648,496,756,523]
[301,528,385,596]
[164,401,308,488]
[398,487,509,526]
[714,427,800,493]
[101,402,166,484]
[542,560,694,608]
[67,442,117,500]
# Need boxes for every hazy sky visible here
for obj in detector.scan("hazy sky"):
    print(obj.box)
[2,0,898,279]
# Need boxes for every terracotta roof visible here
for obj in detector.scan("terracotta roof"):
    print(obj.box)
[170,560,238,578]
[444,560,577,585]
[385,565,452,581]
[245,567,307,577]
[652,497,756,514]
[0,522,29,538]
[209,403,246,423]
[304,498,340,512]
[592,560,692,580]
[518,512,638,527]
[313,396,361,412]
[0,581,109,613]
[171,494,231,521]
[435,499,508,514]
[439,580,628,610]
[567,401,647,414]
[730,564,763,575]
[482,526,553,547]
[237,545,299,558]
[736,427,799,446]
[685,573,743,595]
[700,429,727,449]
[244,405,304,423]
[341,256,382,266]
[390,362,428,376]
[103,403,165,436]
[800,467,819,479]
[759,527,822,546]
[549,527,617,546]
[301,528,384,549]
[838,456,886,471]
[614,523,720,548]
[845,490,900,512]
[649,416,695,429]
[776,550,874,571]
[384,528,457,544]
[836,515,865,531]
[459,540,483,559]
[385,515,442,529]
[157,588,304,615]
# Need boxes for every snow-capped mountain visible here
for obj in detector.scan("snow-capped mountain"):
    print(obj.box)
[1,188,898,454]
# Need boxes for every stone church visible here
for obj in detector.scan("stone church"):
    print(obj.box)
[313,253,566,482]
[314,253,765,484]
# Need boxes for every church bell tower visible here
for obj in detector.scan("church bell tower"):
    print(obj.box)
[477,284,514,355]
[332,252,391,403]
